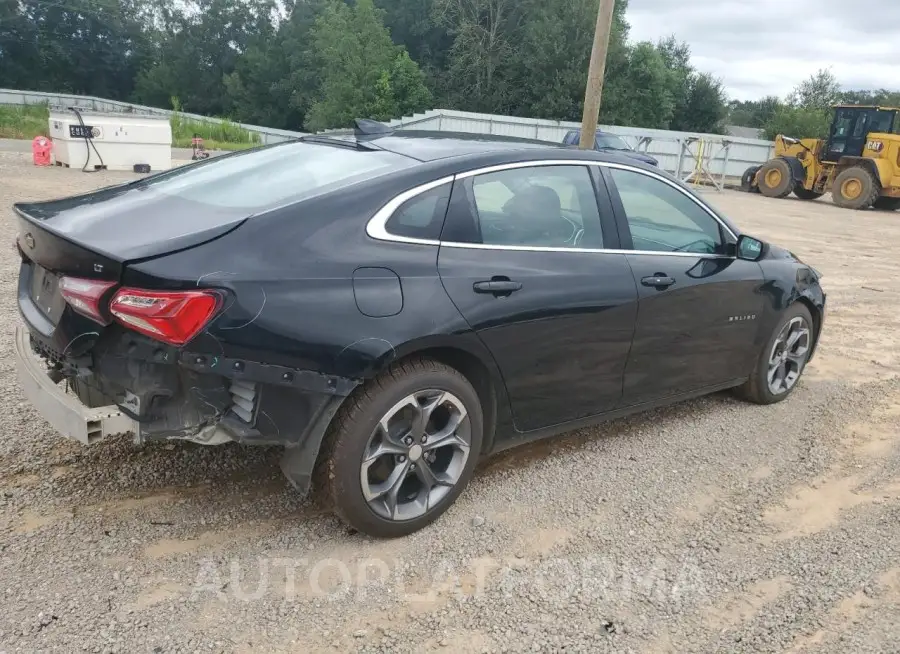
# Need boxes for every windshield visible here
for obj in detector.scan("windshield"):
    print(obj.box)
[132,140,415,210]
[596,134,632,151]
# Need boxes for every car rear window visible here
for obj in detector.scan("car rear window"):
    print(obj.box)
[133,141,415,211]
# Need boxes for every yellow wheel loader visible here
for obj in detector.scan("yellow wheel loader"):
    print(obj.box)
[744,105,900,211]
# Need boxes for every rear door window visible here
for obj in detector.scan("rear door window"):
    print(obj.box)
[463,165,607,249]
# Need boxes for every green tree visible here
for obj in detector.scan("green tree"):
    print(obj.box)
[432,0,524,113]
[223,0,326,129]
[656,36,692,129]
[506,0,598,121]
[376,0,452,76]
[763,69,841,140]
[791,68,840,110]
[0,0,154,99]
[728,96,781,128]
[602,41,674,129]
[133,0,276,117]
[839,89,900,107]
[304,0,431,131]
[763,105,832,140]
[677,73,727,133]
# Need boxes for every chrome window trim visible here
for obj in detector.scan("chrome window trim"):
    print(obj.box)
[365,175,453,246]
[438,241,730,259]
[364,159,737,252]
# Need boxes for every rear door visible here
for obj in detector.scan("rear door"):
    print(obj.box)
[603,165,766,406]
[437,162,638,432]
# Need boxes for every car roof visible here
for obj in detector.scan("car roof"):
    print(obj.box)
[361,130,565,162]
[299,130,662,175]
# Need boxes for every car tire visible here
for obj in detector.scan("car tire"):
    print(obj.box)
[793,186,823,201]
[735,303,815,405]
[317,357,484,538]
[832,166,879,210]
[756,159,793,198]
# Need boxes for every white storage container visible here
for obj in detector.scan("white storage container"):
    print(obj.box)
[49,110,172,172]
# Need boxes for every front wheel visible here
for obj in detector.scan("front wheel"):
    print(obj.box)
[756,159,794,198]
[317,358,483,538]
[735,304,814,405]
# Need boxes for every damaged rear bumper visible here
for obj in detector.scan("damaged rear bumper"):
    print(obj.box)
[15,326,137,444]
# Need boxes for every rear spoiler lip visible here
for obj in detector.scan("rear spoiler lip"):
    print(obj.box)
[13,203,248,271]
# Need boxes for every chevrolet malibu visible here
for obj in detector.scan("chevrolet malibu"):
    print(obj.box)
[14,125,825,537]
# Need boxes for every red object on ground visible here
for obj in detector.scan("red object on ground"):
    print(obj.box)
[32,136,52,166]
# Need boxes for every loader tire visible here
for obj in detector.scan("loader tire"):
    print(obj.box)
[756,159,793,198]
[833,167,879,210]
[741,166,761,193]
[873,197,900,211]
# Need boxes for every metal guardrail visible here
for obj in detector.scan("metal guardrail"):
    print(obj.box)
[2,90,775,183]
[0,88,306,145]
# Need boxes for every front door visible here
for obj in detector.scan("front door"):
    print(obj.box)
[603,166,766,406]
[437,163,638,432]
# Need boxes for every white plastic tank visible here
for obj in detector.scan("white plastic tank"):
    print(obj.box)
[49,109,172,172]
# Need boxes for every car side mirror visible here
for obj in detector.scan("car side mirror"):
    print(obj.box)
[736,235,765,261]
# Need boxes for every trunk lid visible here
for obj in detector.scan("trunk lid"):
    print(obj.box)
[14,182,247,272]
[15,185,246,356]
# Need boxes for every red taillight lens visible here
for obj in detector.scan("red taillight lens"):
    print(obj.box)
[109,288,220,346]
[59,276,117,324]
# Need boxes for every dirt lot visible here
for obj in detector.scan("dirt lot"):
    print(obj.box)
[1,151,899,654]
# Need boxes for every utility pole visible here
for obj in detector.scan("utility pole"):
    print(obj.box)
[579,0,616,150]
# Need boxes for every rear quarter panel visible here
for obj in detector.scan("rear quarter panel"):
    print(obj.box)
[125,172,493,380]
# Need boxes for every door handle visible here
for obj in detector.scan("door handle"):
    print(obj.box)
[473,278,522,296]
[641,275,676,289]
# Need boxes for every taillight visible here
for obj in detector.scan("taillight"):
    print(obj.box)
[59,276,117,324]
[109,289,221,346]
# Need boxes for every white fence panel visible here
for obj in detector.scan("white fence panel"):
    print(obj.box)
[390,109,774,184]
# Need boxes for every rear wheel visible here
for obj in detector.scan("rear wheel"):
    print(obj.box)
[793,186,823,201]
[317,358,483,538]
[756,159,793,198]
[832,166,879,210]
[741,166,761,193]
[873,197,900,211]
[735,303,814,405]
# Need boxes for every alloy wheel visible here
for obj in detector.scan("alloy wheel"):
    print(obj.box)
[360,389,471,521]
[767,316,811,395]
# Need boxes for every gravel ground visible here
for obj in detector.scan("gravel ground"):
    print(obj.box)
[1,151,899,653]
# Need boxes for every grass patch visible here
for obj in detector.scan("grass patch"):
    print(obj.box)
[0,100,261,151]
[0,103,50,139]
[170,111,261,150]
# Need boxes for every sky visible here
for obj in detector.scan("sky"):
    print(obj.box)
[626,0,900,101]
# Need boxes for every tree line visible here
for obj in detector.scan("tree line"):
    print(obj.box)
[1,0,897,137]
[731,70,900,140]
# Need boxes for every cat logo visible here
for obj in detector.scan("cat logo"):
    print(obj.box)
[729,314,757,322]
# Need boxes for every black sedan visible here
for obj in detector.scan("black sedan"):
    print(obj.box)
[14,125,825,537]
